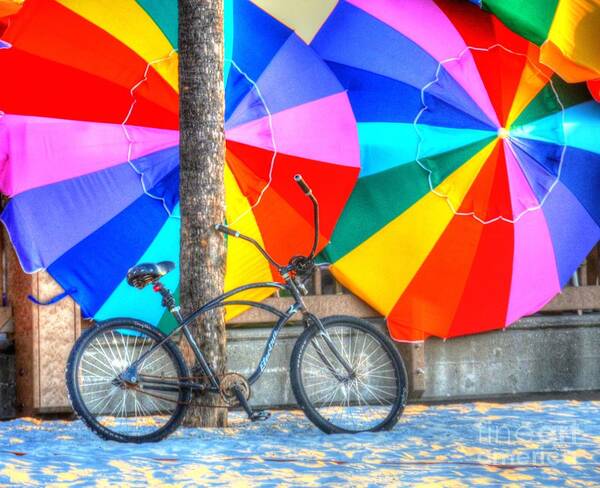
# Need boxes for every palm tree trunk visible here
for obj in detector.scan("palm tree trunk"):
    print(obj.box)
[178,0,227,428]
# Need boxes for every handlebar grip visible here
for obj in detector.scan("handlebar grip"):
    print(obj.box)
[214,224,240,238]
[294,174,312,195]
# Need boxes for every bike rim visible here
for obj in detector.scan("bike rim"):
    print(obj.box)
[76,326,182,438]
[300,324,400,431]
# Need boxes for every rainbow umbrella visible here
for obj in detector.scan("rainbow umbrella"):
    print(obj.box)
[0,0,22,41]
[0,0,22,18]
[314,0,600,341]
[471,0,600,84]
[0,0,359,331]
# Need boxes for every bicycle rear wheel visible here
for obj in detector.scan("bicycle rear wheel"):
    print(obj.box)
[66,319,190,443]
[290,315,407,434]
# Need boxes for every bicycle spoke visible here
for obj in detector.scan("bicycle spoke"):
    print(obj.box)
[75,324,183,439]
[299,322,401,432]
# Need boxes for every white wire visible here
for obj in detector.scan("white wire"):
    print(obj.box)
[0,49,277,274]
[0,36,278,271]
[122,49,179,218]
[0,48,182,274]
[123,53,278,227]
[413,43,567,225]
[0,45,182,273]
[224,58,278,227]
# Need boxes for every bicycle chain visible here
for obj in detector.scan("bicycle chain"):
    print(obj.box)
[130,385,228,407]
[129,372,246,408]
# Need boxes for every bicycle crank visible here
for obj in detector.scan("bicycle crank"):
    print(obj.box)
[219,372,250,407]
[219,372,271,422]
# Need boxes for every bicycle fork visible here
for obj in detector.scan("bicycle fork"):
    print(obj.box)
[307,314,356,380]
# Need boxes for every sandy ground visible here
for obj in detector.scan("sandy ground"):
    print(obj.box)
[1,400,599,486]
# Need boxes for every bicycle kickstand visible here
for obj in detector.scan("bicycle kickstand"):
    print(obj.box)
[232,385,271,422]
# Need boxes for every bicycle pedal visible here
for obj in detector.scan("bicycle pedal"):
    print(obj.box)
[250,410,271,422]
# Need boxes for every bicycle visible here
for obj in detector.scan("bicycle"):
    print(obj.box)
[66,175,408,443]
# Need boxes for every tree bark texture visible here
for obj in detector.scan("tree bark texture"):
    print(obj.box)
[179,0,227,428]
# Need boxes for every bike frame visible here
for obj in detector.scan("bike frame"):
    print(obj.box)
[119,175,353,400]
[124,275,320,394]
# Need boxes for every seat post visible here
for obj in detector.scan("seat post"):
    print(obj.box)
[153,281,178,315]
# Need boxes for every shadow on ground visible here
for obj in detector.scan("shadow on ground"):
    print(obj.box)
[1,401,599,486]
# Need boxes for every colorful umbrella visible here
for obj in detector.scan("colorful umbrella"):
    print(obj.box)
[471,0,600,84]
[314,0,600,341]
[0,0,22,40]
[0,0,359,331]
[0,0,22,19]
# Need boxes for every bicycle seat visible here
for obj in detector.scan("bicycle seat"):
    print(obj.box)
[126,261,175,289]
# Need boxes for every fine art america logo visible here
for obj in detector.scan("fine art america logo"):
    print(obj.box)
[477,421,581,466]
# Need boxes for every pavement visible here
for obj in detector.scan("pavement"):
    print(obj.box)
[1,400,599,486]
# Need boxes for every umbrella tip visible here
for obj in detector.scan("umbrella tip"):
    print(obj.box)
[497,127,510,140]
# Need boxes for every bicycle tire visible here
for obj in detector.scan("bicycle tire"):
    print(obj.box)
[66,318,190,443]
[290,315,407,434]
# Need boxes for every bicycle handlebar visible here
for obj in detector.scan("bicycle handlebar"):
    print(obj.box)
[214,224,240,238]
[294,174,311,195]
[215,174,320,273]
[294,174,320,260]
[214,223,284,269]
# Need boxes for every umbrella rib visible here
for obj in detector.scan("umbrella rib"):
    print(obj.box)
[413,43,567,225]
[222,58,278,228]
[122,48,180,218]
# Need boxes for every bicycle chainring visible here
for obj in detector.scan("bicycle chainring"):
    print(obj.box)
[219,373,251,406]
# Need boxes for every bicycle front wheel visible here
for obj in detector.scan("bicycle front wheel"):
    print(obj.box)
[66,319,190,443]
[290,315,407,434]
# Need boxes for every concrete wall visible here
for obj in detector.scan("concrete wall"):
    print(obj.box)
[227,314,600,409]
[227,325,301,408]
[1,313,598,417]
[423,314,600,401]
